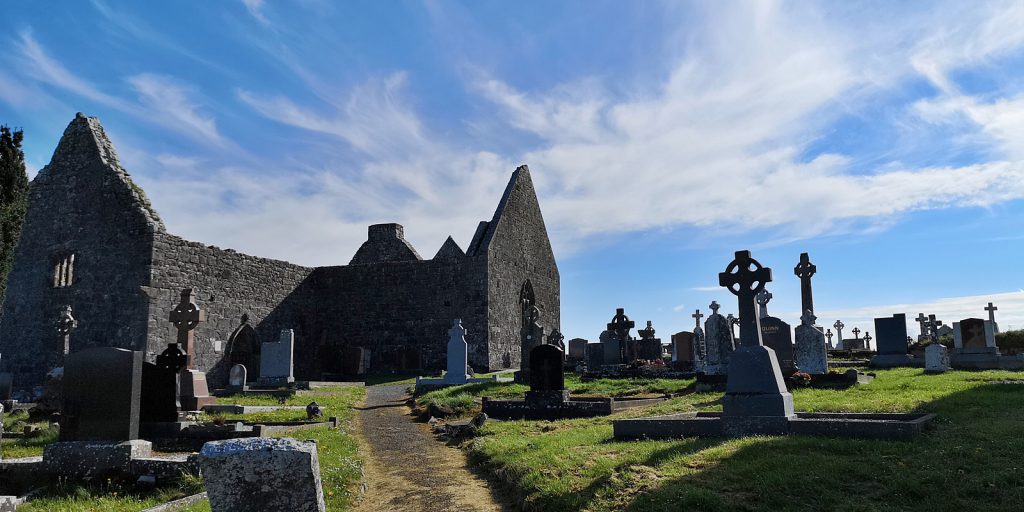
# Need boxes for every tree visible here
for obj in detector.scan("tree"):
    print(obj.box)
[0,125,29,308]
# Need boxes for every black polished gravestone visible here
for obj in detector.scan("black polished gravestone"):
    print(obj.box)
[760,317,795,373]
[526,344,569,405]
[869,314,915,368]
[60,347,143,441]
[140,344,187,423]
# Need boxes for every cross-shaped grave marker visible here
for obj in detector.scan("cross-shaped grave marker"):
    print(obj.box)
[793,252,817,315]
[916,313,929,339]
[926,314,943,341]
[864,332,872,349]
[755,288,773,319]
[709,301,720,315]
[985,302,998,332]
[55,304,77,364]
[719,250,772,348]
[852,327,861,339]
[692,309,704,329]
[169,288,206,369]
[826,329,833,346]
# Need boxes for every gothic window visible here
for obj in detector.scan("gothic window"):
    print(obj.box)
[52,253,75,288]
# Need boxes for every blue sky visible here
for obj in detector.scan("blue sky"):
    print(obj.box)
[3,1,1024,345]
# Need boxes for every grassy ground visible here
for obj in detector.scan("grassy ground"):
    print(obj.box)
[465,368,1024,512]
[416,374,695,417]
[7,384,366,512]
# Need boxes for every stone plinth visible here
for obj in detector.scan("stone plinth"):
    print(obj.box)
[200,437,325,512]
[925,344,950,373]
[43,440,152,478]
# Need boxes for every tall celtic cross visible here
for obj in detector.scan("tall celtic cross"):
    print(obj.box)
[755,289,773,319]
[169,288,206,369]
[692,309,704,329]
[825,329,833,344]
[793,252,817,315]
[985,302,998,324]
[607,308,635,340]
[55,304,77,362]
[719,250,772,348]
[851,327,861,339]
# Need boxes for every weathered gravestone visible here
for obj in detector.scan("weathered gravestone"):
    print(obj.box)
[568,338,588,361]
[600,330,622,365]
[169,289,215,410]
[833,320,845,349]
[55,304,77,367]
[228,364,248,391]
[871,314,913,367]
[585,342,604,369]
[692,310,706,371]
[925,343,950,373]
[636,321,663,360]
[703,301,734,376]
[200,437,326,512]
[985,302,999,333]
[259,329,296,386]
[671,331,694,367]
[416,320,496,389]
[794,310,828,374]
[515,305,546,383]
[952,317,1000,368]
[607,308,635,363]
[60,347,143,441]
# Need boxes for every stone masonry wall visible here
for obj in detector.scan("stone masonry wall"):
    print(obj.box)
[0,114,160,388]
[146,232,313,385]
[482,166,560,370]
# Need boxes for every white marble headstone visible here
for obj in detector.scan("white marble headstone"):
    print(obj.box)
[259,329,295,385]
[925,343,950,373]
[444,319,470,384]
[229,364,247,388]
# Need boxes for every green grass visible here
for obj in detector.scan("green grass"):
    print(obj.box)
[416,374,695,417]
[8,384,366,512]
[2,410,59,458]
[466,368,1024,511]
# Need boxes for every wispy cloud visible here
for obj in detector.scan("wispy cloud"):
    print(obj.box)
[127,74,227,147]
[242,0,270,26]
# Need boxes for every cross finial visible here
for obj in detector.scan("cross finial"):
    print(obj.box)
[56,304,77,336]
[852,327,861,338]
[985,302,998,323]
[794,252,817,279]
[709,301,720,314]
[834,320,844,330]
[169,288,206,369]
[755,289,773,306]
[826,329,833,341]
[719,250,772,347]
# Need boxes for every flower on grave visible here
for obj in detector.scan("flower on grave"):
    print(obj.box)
[790,371,812,387]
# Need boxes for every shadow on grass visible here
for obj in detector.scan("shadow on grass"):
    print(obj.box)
[621,383,1024,512]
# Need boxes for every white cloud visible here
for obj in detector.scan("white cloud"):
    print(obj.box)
[242,0,270,26]
[128,74,226,146]
[16,30,133,112]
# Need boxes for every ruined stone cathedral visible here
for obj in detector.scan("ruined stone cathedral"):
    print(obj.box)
[0,114,560,388]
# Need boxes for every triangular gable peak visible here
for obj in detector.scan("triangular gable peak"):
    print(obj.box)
[474,165,554,261]
[433,236,466,261]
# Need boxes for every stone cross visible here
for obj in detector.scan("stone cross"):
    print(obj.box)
[985,302,999,332]
[833,320,845,349]
[852,327,861,339]
[793,252,817,315]
[719,250,772,348]
[755,289,773,319]
[169,288,206,369]
[709,301,720,315]
[727,313,738,338]
[800,309,816,326]
[825,329,833,345]
[692,309,704,329]
[915,313,928,339]
[864,332,872,349]
[926,314,943,341]
[607,308,635,340]
[55,304,78,363]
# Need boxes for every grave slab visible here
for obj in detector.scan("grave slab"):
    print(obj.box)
[200,437,325,512]
[259,329,296,386]
[61,347,143,441]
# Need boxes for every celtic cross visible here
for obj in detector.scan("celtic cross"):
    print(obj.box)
[719,250,772,348]
[755,289,773,319]
[169,288,206,369]
[793,252,817,315]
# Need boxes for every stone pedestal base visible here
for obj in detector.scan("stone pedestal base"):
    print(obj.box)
[181,370,216,411]
[513,370,529,384]
[43,440,152,478]
[722,345,794,419]
[525,390,570,407]
[722,392,794,418]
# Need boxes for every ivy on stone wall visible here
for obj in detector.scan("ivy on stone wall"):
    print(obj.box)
[0,125,29,309]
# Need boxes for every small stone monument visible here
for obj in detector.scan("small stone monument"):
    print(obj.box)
[794,310,828,374]
[55,304,77,367]
[985,302,999,333]
[228,364,248,391]
[951,317,1000,368]
[200,437,326,512]
[259,329,296,386]
[140,343,187,423]
[568,338,588,361]
[870,314,914,367]
[525,344,569,406]
[703,301,735,375]
[692,309,706,371]
[833,320,845,349]
[607,308,635,362]
[169,289,215,410]
[60,347,144,441]
[825,329,833,349]
[599,329,622,365]
[671,331,695,367]
[416,320,496,389]
[636,321,663,360]
[915,313,930,342]
[925,343,950,373]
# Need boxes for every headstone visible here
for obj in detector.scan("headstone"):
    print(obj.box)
[607,308,636,362]
[525,344,569,405]
[636,321,662,360]
[55,304,77,367]
[760,316,795,373]
[547,329,566,352]
[140,343,185,423]
[703,301,734,375]
[521,305,545,365]
[794,310,828,374]
[718,250,793,433]
[200,437,326,512]
[168,289,215,410]
[953,318,997,353]
[259,329,296,386]
[671,331,694,365]
[444,319,470,384]
[599,330,622,365]
[985,302,999,333]
[915,313,929,342]
[568,338,588,361]
[228,364,248,390]
[925,343,950,373]
[585,342,604,369]
[60,347,143,441]
[825,329,833,349]
[342,347,369,376]
[833,320,845,349]
[692,310,706,370]
[924,315,943,342]
[874,314,909,355]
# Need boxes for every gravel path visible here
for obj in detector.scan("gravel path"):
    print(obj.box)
[353,384,507,512]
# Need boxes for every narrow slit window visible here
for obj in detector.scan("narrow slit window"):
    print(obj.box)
[53,254,75,288]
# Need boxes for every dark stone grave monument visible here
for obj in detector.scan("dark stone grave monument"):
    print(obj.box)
[60,347,143,441]
[585,342,604,369]
[514,305,546,383]
[614,249,936,440]
[760,315,795,374]
[671,331,695,368]
[169,289,216,410]
[703,301,734,376]
[636,321,663,360]
[141,343,187,424]
[607,308,635,363]
[568,338,588,361]
[870,313,914,367]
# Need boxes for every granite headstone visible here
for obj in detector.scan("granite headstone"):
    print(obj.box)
[61,347,143,441]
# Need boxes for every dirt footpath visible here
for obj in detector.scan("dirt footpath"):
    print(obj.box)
[353,384,508,512]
